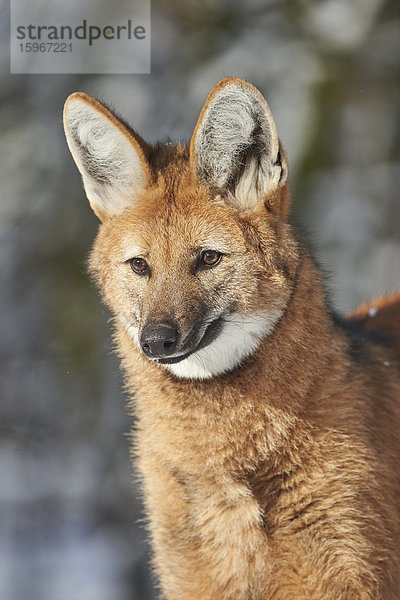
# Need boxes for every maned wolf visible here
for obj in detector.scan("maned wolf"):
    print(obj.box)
[63,77,400,600]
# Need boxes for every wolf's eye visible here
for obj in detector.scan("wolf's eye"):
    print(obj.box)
[201,250,222,267]
[130,257,149,275]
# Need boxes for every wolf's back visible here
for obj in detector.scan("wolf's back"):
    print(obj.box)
[347,291,400,361]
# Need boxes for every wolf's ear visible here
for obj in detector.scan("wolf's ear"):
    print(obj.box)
[190,77,288,215]
[63,92,152,221]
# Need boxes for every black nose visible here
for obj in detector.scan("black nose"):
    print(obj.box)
[140,323,178,358]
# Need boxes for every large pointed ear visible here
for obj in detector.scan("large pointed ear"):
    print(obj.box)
[190,77,288,215]
[63,92,152,221]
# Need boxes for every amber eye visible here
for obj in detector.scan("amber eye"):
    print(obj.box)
[130,257,149,275]
[201,250,222,267]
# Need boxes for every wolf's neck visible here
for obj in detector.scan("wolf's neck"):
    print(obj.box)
[118,252,342,471]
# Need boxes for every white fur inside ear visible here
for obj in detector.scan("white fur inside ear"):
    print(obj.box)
[165,310,282,380]
[232,156,282,211]
[194,83,283,210]
[64,98,147,218]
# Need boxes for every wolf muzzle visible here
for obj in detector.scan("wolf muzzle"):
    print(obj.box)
[140,322,179,359]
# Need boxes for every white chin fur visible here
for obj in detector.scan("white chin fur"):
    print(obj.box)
[165,310,281,380]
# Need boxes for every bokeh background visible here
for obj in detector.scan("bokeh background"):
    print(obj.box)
[1,1,399,599]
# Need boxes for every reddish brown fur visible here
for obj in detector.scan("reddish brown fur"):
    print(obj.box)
[347,291,400,358]
[64,79,400,599]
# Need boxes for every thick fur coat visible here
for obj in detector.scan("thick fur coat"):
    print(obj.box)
[64,78,400,599]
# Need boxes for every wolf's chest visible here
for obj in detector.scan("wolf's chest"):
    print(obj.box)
[176,470,270,597]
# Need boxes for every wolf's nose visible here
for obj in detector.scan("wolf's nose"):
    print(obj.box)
[140,323,179,358]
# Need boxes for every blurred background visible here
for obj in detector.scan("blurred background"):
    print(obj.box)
[1,0,399,598]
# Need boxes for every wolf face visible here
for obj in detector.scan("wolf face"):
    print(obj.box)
[64,78,299,379]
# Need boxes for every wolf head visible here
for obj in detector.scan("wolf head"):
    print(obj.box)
[63,77,300,379]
